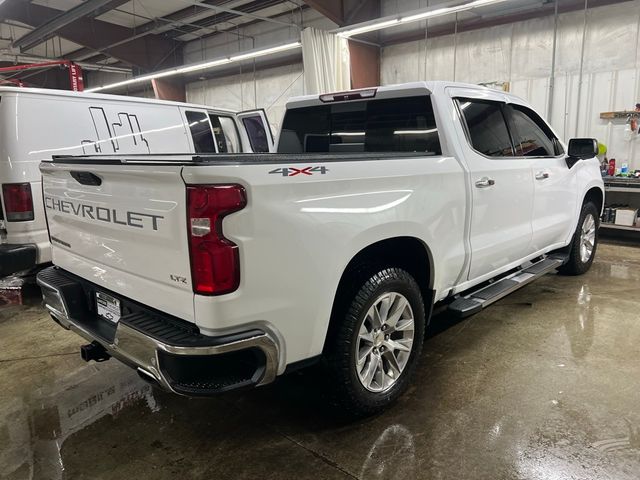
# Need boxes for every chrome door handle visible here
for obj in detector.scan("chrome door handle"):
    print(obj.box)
[535,171,550,180]
[475,177,495,188]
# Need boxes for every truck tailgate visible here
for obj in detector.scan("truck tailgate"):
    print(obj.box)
[40,162,195,322]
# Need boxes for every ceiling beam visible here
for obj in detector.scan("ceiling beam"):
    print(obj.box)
[11,0,124,52]
[182,5,310,43]
[185,1,297,28]
[345,0,380,25]
[163,0,286,40]
[65,0,290,59]
[0,0,181,71]
[303,0,344,25]
[302,0,380,27]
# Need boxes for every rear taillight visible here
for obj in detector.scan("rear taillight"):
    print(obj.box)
[2,183,34,222]
[187,184,247,295]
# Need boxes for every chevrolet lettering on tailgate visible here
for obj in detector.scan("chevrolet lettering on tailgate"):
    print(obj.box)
[44,196,164,231]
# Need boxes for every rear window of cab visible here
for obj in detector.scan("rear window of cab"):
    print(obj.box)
[278,95,441,155]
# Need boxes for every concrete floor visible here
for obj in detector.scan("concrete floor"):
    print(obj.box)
[1,242,640,480]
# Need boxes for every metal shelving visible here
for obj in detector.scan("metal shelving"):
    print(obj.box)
[601,177,640,235]
[600,223,640,232]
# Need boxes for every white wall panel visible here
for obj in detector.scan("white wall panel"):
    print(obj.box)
[510,16,554,80]
[454,24,512,84]
[186,63,304,133]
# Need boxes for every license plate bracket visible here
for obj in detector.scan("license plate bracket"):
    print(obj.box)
[96,291,121,323]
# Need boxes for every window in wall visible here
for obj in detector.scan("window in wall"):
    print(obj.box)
[278,95,441,154]
[456,99,514,157]
[185,111,216,153]
[507,105,561,157]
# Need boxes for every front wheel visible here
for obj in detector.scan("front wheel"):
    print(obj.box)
[324,267,426,417]
[558,202,599,276]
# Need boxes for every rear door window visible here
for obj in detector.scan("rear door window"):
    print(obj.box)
[242,116,270,153]
[278,95,441,154]
[185,111,216,153]
[456,99,514,157]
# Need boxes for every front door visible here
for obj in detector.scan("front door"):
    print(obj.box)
[503,103,578,251]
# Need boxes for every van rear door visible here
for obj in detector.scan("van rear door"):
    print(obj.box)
[237,109,274,152]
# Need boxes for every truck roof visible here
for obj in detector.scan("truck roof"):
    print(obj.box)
[0,86,236,114]
[286,81,527,109]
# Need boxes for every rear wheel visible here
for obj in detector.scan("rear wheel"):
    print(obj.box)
[559,202,599,275]
[324,267,426,417]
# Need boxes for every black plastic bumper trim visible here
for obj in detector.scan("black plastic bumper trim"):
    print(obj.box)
[0,243,37,276]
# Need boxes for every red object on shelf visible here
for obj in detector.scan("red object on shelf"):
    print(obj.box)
[608,158,616,176]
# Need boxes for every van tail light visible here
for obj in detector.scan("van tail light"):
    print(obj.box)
[187,184,246,295]
[2,183,34,221]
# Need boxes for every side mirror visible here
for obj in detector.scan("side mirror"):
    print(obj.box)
[567,138,598,168]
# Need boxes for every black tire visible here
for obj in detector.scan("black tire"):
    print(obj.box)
[558,201,599,276]
[324,267,426,417]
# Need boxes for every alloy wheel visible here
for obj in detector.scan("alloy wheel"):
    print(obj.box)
[356,292,415,393]
[580,213,596,263]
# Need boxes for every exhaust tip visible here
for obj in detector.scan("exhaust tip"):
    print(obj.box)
[80,341,111,362]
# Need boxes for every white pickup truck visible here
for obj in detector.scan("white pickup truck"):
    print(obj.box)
[37,82,604,416]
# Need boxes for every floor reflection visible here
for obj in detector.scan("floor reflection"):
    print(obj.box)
[1,364,158,480]
[359,424,416,479]
[563,284,595,359]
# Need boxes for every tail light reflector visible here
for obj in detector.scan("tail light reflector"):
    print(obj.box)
[187,184,246,295]
[2,183,34,221]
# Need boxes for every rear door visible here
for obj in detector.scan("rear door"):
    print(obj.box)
[237,109,274,152]
[503,103,578,251]
[207,112,242,153]
[453,95,535,281]
[40,160,196,322]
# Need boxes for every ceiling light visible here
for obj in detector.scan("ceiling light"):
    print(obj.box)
[85,41,301,93]
[337,0,513,37]
[229,42,304,62]
[338,19,401,38]
[401,0,511,22]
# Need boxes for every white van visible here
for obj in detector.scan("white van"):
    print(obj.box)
[0,87,274,277]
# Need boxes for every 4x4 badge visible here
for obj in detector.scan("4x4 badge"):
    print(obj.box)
[268,166,329,177]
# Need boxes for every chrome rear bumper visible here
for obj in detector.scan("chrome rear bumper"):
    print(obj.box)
[37,266,279,396]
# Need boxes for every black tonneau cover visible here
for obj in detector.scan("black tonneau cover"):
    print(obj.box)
[49,151,436,166]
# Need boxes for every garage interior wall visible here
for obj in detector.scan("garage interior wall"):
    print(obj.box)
[382,0,640,169]
[186,63,304,133]
[185,8,334,132]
